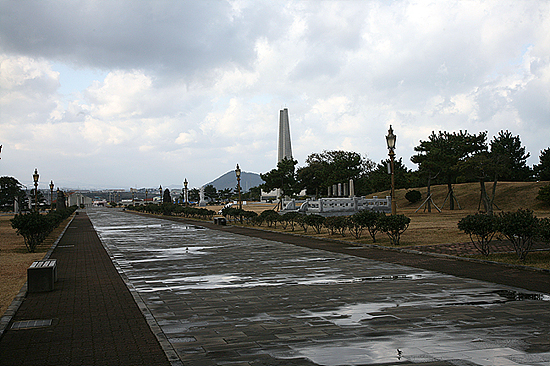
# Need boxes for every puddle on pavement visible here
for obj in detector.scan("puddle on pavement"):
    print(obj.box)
[86,209,550,366]
[494,289,550,301]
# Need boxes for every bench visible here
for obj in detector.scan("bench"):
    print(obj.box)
[213,217,227,225]
[27,260,57,293]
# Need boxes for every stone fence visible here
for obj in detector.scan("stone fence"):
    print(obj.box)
[280,196,391,217]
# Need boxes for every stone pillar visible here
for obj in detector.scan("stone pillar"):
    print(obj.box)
[337,183,342,197]
[349,179,355,197]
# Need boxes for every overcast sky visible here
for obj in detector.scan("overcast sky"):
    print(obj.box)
[1,0,549,190]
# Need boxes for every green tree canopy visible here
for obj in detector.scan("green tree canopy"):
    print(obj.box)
[490,130,532,181]
[534,148,550,181]
[411,130,487,209]
[260,158,300,197]
[360,157,413,195]
[203,184,218,202]
[297,150,373,196]
[0,176,27,211]
[163,188,171,203]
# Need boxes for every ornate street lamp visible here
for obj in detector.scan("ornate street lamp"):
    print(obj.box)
[235,164,242,210]
[49,180,54,211]
[183,178,188,206]
[386,125,397,215]
[33,168,39,212]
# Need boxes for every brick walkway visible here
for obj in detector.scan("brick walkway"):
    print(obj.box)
[0,213,171,366]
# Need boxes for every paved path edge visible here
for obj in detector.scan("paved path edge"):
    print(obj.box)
[97,230,185,366]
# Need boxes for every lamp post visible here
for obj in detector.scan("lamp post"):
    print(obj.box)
[183,178,188,206]
[33,168,39,212]
[235,164,242,210]
[159,185,163,204]
[49,180,54,211]
[386,125,397,215]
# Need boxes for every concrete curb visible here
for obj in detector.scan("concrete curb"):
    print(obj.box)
[0,213,76,340]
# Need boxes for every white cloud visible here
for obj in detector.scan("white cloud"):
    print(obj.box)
[0,0,549,188]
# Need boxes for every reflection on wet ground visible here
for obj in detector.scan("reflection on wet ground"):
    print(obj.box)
[89,209,550,366]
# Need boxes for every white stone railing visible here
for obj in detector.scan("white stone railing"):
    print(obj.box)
[281,196,391,216]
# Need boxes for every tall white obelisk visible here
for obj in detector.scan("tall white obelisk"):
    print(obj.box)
[278,108,292,162]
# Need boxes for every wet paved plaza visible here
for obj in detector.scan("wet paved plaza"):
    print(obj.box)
[88,209,550,366]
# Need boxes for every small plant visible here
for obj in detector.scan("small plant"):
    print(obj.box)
[281,212,299,231]
[497,209,539,261]
[458,213,497,256]
[10,206,77,253]
[405,190,422,203]
[305,214,325,234]
[260,210,280,228]
[324,216,348,236]
[537,217,550,245]
[378,214,411,245]
[353,210,382,242]
[291,214,305,233]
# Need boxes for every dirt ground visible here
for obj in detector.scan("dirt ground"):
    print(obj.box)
[0,215,72,317]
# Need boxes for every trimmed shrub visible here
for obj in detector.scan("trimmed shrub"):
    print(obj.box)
[259,210,280,228]
[457,213,497,256]
[305,214,325,234]
[281,212,299,231]
[11,206,77,253]
[353,210,382,242]
[377,214,411,245]
[497,209,539,261]
[405,190,422,203]
[538,218,550,245]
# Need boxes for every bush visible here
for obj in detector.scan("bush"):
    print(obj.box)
[259,210,280,228]
[457,213,498,256]
[497,209,539,261]
[281,212,299,231]
[405,190,422,203]
[11,206,77,252]
[353,210,382,242]
[377,214,411,245]
[305,214,325,234]
[539,218,550,245]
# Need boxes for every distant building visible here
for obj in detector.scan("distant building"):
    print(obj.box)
[67,192,93,207]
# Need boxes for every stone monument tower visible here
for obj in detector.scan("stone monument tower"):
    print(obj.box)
[278,108,293,162]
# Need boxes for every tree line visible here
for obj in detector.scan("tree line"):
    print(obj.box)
[260,129,550,210]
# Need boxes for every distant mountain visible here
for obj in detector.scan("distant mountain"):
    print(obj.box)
[206,171,264,193]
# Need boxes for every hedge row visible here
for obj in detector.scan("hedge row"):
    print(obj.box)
[128,203,216,219]
[458,209,550,260]
[222,209,411,246]
[11,206,78,253]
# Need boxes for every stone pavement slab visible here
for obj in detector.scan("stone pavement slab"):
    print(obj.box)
[0,213,171,366]
[89,209,550,366]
